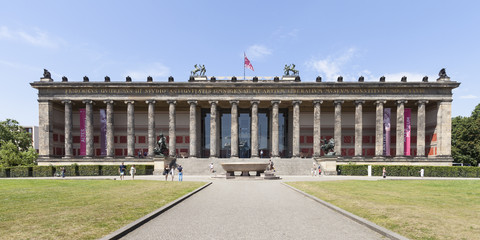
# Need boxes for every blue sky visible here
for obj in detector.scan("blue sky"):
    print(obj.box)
[1,0,479,126]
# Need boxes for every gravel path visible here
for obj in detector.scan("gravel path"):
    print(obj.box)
[121,180,386,240]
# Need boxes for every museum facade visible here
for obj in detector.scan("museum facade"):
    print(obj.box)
[31,74,460,174]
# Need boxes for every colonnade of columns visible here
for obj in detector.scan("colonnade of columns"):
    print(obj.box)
[56,99,441,159]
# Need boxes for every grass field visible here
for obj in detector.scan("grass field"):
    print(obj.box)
[0,179,205,239]
[288,180,480,240]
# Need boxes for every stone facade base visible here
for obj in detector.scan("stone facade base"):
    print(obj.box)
[36,156,454,175]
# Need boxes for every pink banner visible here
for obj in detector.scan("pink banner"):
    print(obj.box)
[100,109,107,156]
[79,108,86,156]
[404,108,411,156]
[383,108,391,156]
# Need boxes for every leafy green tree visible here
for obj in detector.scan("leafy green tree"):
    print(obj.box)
[0,119,37,167]
[451,105,480,166]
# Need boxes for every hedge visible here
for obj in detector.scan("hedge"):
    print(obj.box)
[338,165,480,178]
[0,164,155,178]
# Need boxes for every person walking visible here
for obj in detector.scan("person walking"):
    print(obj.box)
[420,168,424,178]
[382,167,387,179]
[170,165,175,181]
[164,166,170,181]
[60,166,65,178]
[177,165,183,181]
[311,161,317,176]
[130,164,136,180]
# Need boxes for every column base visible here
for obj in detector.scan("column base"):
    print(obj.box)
[62,156,73,159]
[393,156,407,161]
[373,156,385,161]
[352,156,365,161]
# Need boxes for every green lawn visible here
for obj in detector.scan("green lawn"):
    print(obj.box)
[0,179,205,240]
[288,180,480,240]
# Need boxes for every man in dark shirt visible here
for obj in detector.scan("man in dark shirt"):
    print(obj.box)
[119,162,126,180]
[177,165,183,181]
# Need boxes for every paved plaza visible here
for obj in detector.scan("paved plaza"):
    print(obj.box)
[120,177,387,240]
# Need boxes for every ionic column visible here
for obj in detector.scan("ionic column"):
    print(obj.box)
[437,100,453,156]
[334,100,344,155]
[251,101,260,157]
[396,100,407,156]
[62,100,73,158]
[209,101,218,157]
[168,100,176,157]
[125,100,135,157]
[354,100,365,157]
[271,100,281,157]
[230,101,239,157]
[374,100,386,157]
[38,100,53,158]
[313,101,322,157]
[104,100,114,158]
[146,100,156,157]
[292,100,302,157]
[416,100,428,157]
[188,100,197,157]
[83,100,94,158]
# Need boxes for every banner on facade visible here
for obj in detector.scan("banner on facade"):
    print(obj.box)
[383,108,391,156]
[404,108,411,156]
[79,108,86,156]
[100,109,107,155]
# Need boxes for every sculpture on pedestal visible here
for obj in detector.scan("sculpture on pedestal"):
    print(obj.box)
[154,134,168,157]
[321,138,336,155]
[191,64,206,76]
[43,69,51,79]
[284,64,299,76]
[438,68,449,78]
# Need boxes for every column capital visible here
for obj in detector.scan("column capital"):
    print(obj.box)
[416,100,429,105]
[82,100,93,104]
[396,100,408,105]
[375,100,386,105]
[209,100,218,106]
[250,100,260,105]
[104,100,114,105]
[167,100,177,105]
[124,100,135,105]
[334,100,344,105]
[229,100,239,105]
[271,100,281,105]
[187,100,198,106]
[355,100,365,105]
[313,100,323,105]
[61,100,72,105]
[292,100,302,105]
[146,100,156,104]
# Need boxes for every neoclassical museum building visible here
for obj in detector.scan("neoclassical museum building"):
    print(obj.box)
[31,71,460,175]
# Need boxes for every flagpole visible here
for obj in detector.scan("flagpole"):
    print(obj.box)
[243,52,245,80]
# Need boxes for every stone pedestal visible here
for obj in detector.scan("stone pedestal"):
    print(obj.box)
[153,157,165,175]
[317,157,338,176]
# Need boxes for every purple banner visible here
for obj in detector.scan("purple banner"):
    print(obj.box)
[383,108,391,156]
[100,109,107,156]
[404,108,411,156]
[79,108,86,156]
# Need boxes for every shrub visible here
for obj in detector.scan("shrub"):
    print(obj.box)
[10,166,31,177]
[100,165,119,176]
[32,166,56,177]
[338,165,480,178]
[78,165,100,176]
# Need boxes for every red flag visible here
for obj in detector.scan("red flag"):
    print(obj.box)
[244,53,254,71]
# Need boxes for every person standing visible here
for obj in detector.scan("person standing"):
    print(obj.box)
[61,166,65,178]
[170,166,175,181]
[311,161,317,176]
[420,168,424,178]
[382,167,387,179]
[177,165,183,181]
[130,164,136,180]
[164,166,170,181]
[119,162,126,180]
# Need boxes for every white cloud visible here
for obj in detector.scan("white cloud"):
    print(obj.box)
[125,62,170,80]
[460,94,478,99]
[306,48,357,80]
[0,26,63,48]
[246,44,272,59]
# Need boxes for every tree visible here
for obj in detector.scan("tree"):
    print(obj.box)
[451,105,480,166]
[0,119,37,167]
